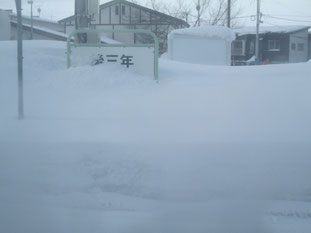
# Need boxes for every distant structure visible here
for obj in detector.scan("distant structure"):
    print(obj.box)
[59,0,189,53]
[74,0,100,43]
[9,11,67,41]
[0,9,11,40]
[232,25,310,65]
[75,0,99,29]
[2,0,188,53]
[168,26,235,66]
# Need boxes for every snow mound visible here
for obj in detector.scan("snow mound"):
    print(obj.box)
[170,26,236,41]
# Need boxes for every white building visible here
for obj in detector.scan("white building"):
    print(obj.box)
[59,0,189,53]
[233,26,310,64]
[168,26,236,66]
[7,10,67,41]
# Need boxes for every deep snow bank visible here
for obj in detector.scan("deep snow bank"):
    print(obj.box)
[1,41,311,233]
[1,40,311,144]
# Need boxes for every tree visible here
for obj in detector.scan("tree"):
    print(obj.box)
[144,0,242,27]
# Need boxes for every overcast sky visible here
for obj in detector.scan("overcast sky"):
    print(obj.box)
[1,0,311,27]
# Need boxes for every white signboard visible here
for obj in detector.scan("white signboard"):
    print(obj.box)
[67,29,159,81]
[71,46,155,77]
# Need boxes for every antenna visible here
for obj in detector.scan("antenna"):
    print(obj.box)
[37,7,41,17]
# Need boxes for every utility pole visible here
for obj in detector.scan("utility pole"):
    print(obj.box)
[28,0,34,40]
[255,0,261,62]
[227,0,231,28]
[15,0,24,119]
[196,0,201,26]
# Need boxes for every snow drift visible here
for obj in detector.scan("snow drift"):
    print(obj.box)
[0,40,311,233]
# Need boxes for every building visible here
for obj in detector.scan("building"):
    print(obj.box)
[8,11,68,41]
[59,0,189,53]
[168,26,235,66]
[232,25,310,64]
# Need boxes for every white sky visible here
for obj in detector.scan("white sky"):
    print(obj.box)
[1,0,311,27]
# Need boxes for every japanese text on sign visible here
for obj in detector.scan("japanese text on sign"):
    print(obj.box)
[92,54,134,68]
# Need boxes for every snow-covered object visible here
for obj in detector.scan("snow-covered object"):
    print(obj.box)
[23,23,68,39]
[100,35,121,44]
[170,25,236,41]
[235,25,310,36]
[168,26,235,66]
[0,9,10,41]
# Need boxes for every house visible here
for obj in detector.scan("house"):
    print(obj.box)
[232,25,310,64]
[168,26,235,66]
[7,10,68,41]
[58,0,189,53]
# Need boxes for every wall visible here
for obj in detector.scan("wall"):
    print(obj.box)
[232,35,257,62]
[0,9,10,40]
[289,30,309,63]
[169,34,231,66]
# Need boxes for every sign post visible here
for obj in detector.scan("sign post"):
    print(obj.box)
[15,0,24,119]
[67,29,159,82]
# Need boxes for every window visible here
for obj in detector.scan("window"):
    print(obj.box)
[231,40,245,56]
[115,6,119,15]
[122,5,126,15]
[291,43,296,51]
[249,41,255,54]
[298,43,304,51]
[268,40,280,51]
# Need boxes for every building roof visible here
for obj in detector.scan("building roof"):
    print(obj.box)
[59,0,189,26]
[10,21,68,41]
[170,26,236,41]
[234,25,311,36]
[9,12,59,24]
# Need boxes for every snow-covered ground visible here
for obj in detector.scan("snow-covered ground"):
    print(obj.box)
[1,40,311,233]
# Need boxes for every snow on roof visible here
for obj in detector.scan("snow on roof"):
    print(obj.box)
[9,12,59,24]
[11,21,68,39]
[169,26,236,41]
[100,35,121,44]
[234,25,310,36]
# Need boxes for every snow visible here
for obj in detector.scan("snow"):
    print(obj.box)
[234,25,311,36]
[19,22,68,39]
[1,40,311,233]
[169,25,236,41]
[100,35,122,44]
[9,12,60,24]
